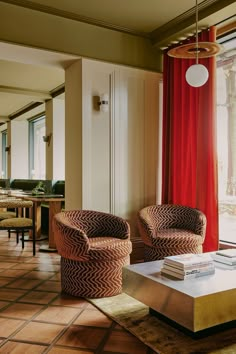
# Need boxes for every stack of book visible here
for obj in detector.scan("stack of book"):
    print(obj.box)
[161,253,215,280]
[211,249,236,266]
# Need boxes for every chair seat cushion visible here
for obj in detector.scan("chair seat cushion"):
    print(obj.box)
[85,237,132,261]
[61,236,132,261]
[0,217,32,228]
[0,212,16,220]
[151,228,203,248]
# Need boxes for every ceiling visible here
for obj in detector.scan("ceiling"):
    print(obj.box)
[0,0,235,122]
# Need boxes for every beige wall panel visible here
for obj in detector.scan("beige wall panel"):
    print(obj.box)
[65,60,82,210]
[46,98,65,180]
[118,73,145,220]
[82,60,113,212]
[45,100,53,180]
[118,67,162,238]
[81,59,162,238]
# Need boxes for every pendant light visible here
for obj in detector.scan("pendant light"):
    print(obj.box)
[167,0,222,87]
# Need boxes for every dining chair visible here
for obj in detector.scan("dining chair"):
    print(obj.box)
[0,199,36,255]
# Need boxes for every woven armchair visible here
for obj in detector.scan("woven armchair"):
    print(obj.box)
[137,204,207,261]
[53,210,132,298]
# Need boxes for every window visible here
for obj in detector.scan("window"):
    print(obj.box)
[217,31,236,245]
[1,130,7,178]
[29,116,46,179]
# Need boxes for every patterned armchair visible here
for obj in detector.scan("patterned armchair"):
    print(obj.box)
[137,204,207,261]
[53,210,132,298]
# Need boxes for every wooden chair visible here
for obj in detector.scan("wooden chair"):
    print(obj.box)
[0,199,36,255]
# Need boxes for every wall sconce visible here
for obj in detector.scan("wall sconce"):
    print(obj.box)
[43,133,52,146]
[5,145,10,153]
[98,94,109,112]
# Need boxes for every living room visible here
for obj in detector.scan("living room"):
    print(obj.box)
[0,0,235,352]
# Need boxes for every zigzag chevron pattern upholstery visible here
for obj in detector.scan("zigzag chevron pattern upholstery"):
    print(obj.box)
[53,210,132,298]
[138,204,207,261]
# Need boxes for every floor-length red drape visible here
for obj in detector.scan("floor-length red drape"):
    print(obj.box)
[162,27,219,252]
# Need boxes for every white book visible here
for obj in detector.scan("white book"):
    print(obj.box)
[216,249,236,258]
[163,253,214,270]
[211,253,236,265]
[162,263,215,276]
[161,267,215,280]
[214,261,236,270]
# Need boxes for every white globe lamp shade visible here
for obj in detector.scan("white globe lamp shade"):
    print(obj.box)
[185,64,209,87]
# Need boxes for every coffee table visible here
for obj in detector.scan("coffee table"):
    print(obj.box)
[122,258,236,337]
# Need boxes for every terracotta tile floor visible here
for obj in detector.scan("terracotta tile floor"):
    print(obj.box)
[0,232,156,353]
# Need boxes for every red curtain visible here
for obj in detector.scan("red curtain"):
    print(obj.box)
[162,27,219,252]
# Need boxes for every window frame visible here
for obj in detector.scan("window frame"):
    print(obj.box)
[1,130,7,179]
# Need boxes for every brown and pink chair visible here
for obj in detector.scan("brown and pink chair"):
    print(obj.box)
[137,204,207,262]
[53,210,132,298]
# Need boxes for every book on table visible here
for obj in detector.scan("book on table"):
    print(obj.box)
[211,252,236,266]
[162,262,215,275]
[163,253,214,270]
[161,265,215,280]
[215,249,236,258]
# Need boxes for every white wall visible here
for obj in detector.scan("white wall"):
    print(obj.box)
[10,120,28,178]
[65,58,162,238]
[53,99,65,180]
[82,60,114,213]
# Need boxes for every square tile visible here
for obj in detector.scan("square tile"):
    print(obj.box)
[0,288,27,301]
[73,308,112,328]
[34,306,81,324]
[0,262,18,269]
[6,278,43,289]
[103,330,148,354]
[0,269,30,278]
[49,273,61,281]
[35,281,61,292]
[35,264,60,272]
[51,295,88,308]
[0,317,25,337]
[0,301,10,310]
[13,322,64,344]
[0,303,44,319]
[48,347,93,354]
[56,325,107,350]
[0,277,13,287]
[0,341,46,353]
[23,271,55,280]
[18,291,58,305]
[11,263,37,270]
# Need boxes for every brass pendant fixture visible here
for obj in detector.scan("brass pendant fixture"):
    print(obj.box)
[167,0,222,87]
[168,41,221,59]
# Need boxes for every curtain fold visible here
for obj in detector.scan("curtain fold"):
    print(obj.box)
[162,27,219,252]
